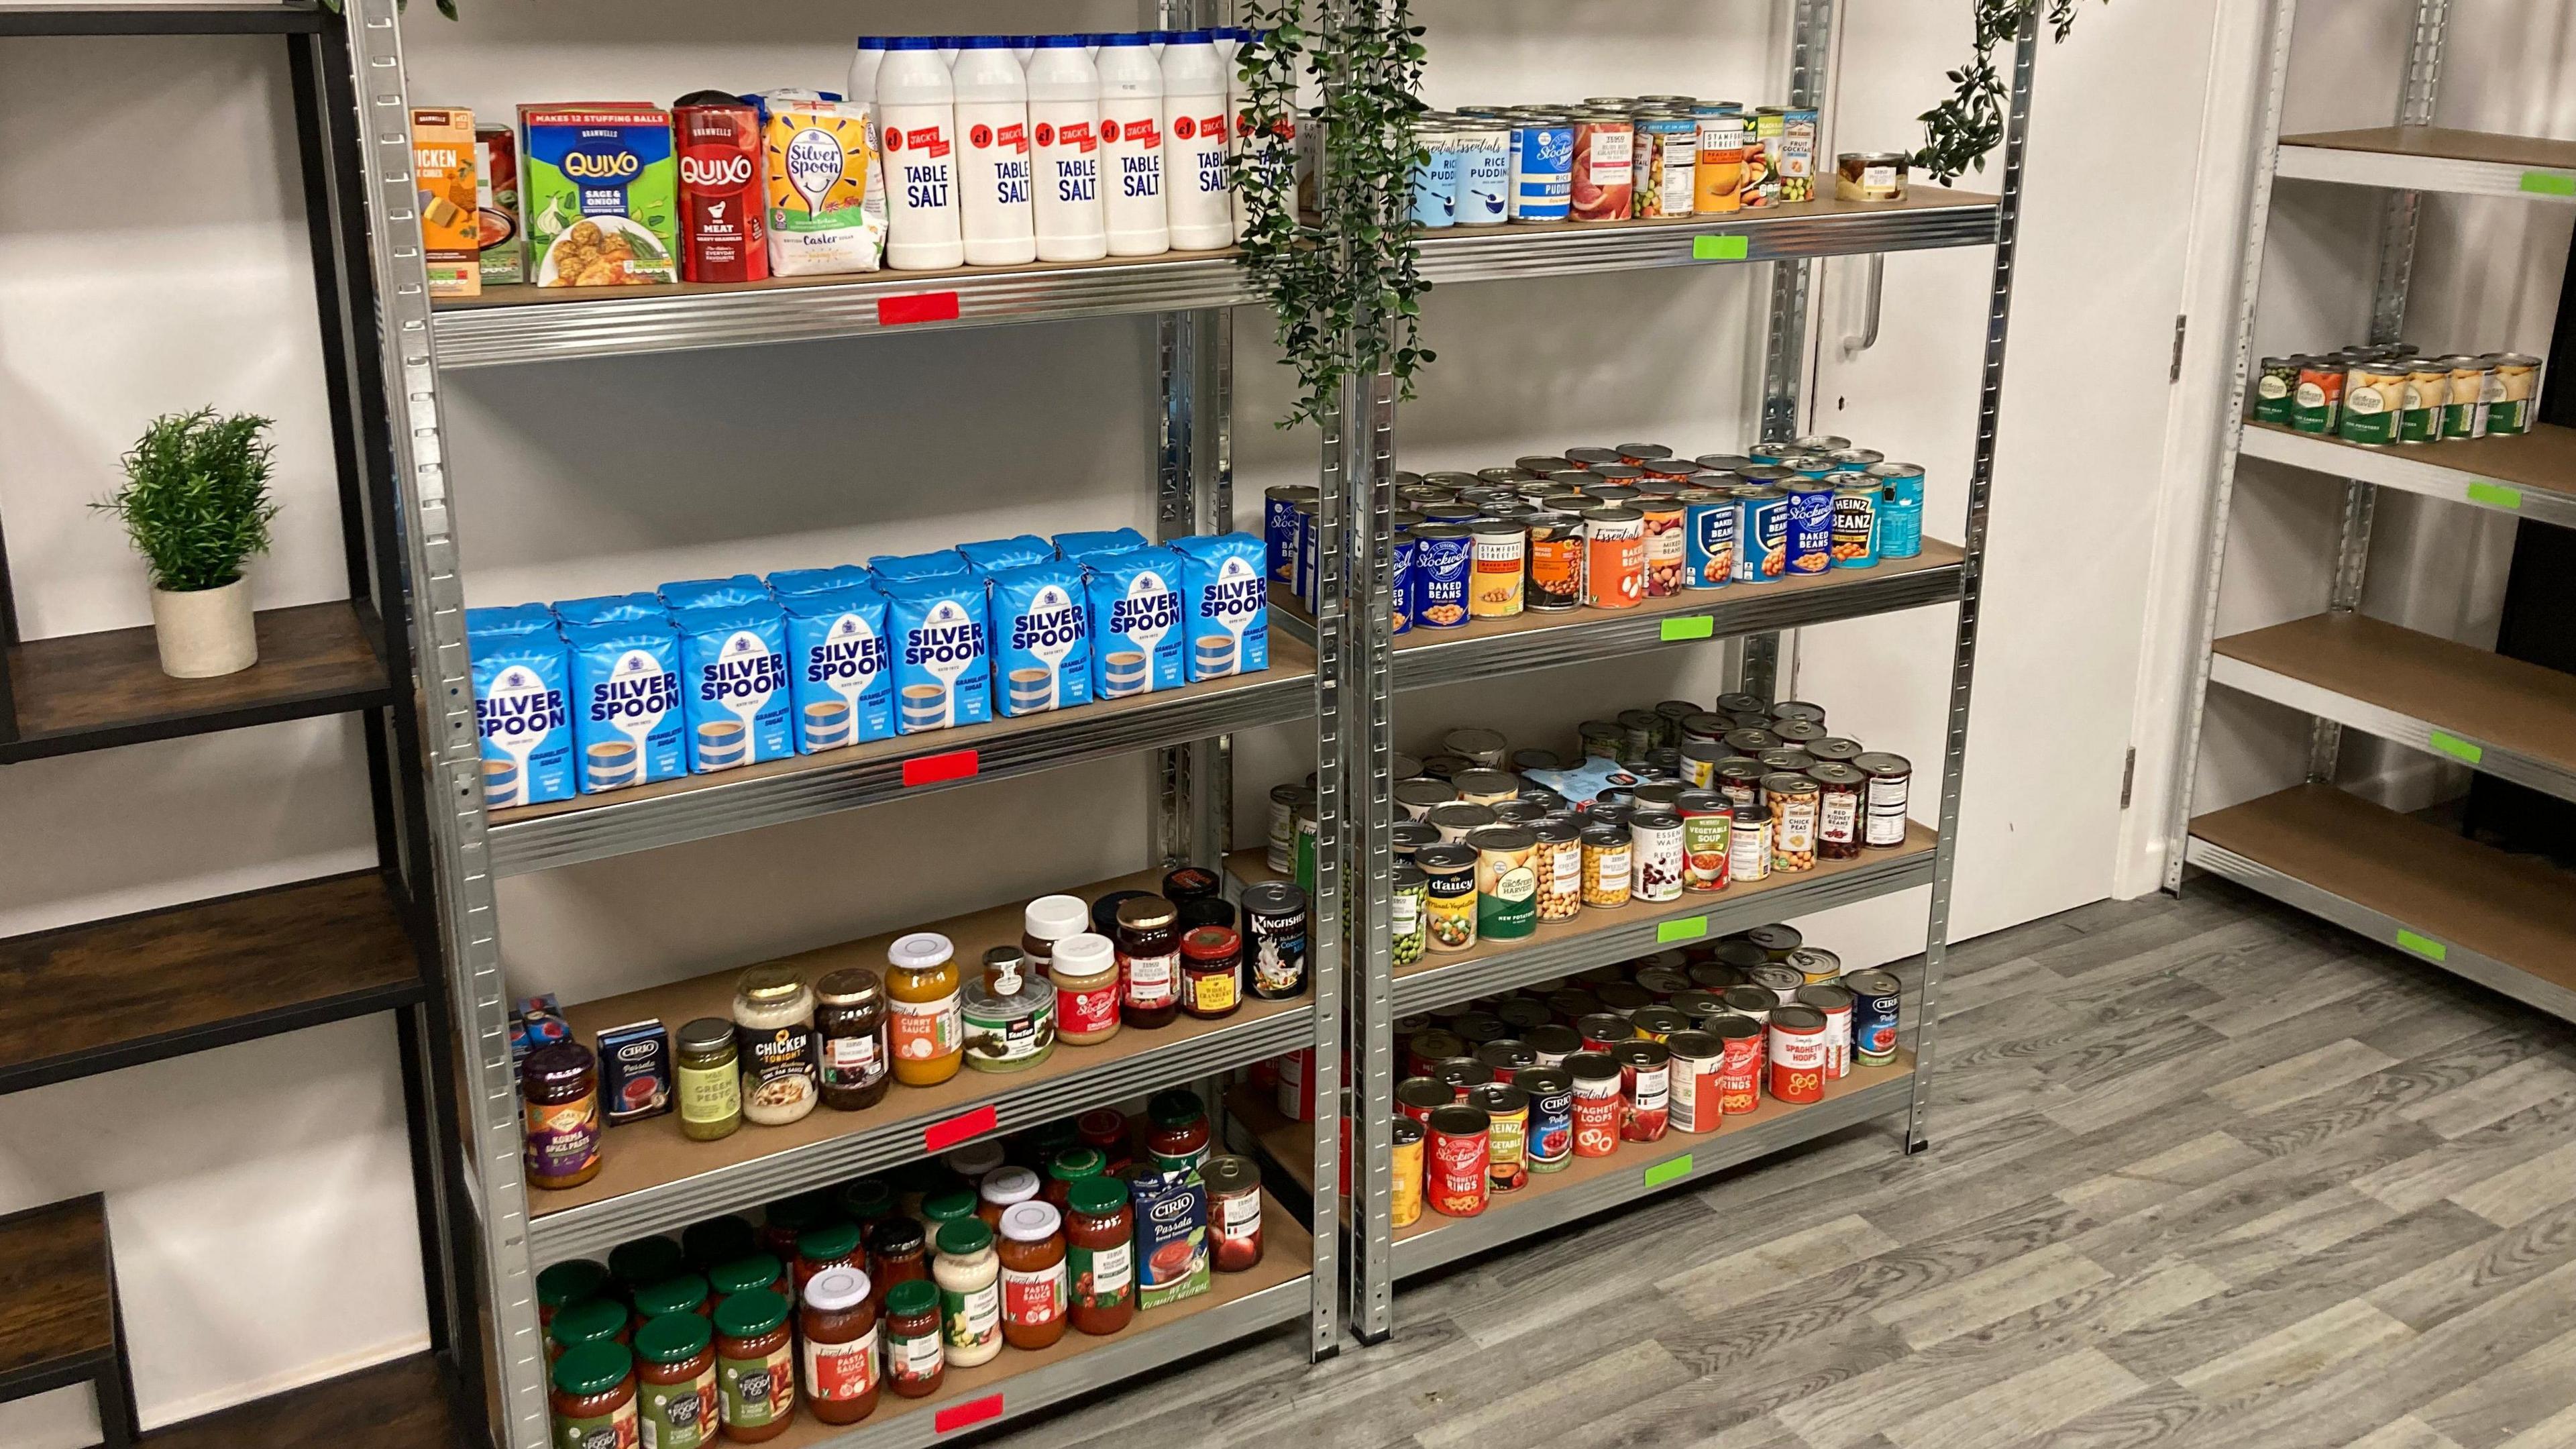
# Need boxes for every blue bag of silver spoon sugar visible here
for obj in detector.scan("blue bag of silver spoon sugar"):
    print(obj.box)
[674,602,792,771]
[868,549,969,584]
[659,574,771,611]
[470,627,574,806]
[465,602,557,637]
[1171,532,1268,681]
[785,586,896,751]
[766,565,873,599]
[1084,547,1185,698]
[957,535,1054,574]
[1053,527,1149,564]
[885,574,992,734]
[565,619,686,793]
[987,559,1092,717]
[552,592,669,627]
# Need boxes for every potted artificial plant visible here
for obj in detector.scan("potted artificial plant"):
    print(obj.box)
[92,407,280,679]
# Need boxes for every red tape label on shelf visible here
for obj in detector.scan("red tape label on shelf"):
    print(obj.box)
[902,749,980,788]
[924,1104,998,1154]
[879,291,963,326]
[935,1394,1004,1434]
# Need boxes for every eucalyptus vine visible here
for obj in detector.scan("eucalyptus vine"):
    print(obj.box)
[1233,1,1432,430]
[1916,0,2101,184]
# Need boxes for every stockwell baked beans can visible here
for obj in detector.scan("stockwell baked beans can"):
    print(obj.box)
[1582,506,1646,608]
[1845,969,1902,1067]
[1411,522,1473,629]
[1265,486,1315,582]
[1391,529,1415,635]
[1767,1003,1828,1104]
[1782,480,1834,576]
[1734,486,1787,582]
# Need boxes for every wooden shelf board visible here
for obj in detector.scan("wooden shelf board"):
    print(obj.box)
[2192,786,2576,998]
[0,1195,113,1387]
[2241,420,2576,505]
[143,1352,459,1449]
[2,600,391,761]
[2280,125,2576,172]
[1226,1083,1321,1197]
[2216,612,2576,776]
[535,865,1311,1222]
[0,871,421,1094]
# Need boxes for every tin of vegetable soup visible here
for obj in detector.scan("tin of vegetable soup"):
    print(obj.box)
[1734,486,1788,582]
[1582,507,1646,608]
[2253,356,2298,425]
[2339,361,2406,445]
[2400,361,2447,444]
[2487,353,2542,435]
[1411,522,1472,629]
[1830,482,1879,568]
[1866,462,1925,559]
[2293,358,2345,435]
[1469,519,1528,619]
[1678,790,1732,892]
[2440,356,2491,440]
[1509,118,1576,221]
[1782,481,1835,576]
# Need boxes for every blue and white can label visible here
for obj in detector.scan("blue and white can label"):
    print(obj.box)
[1508,121,1574,221]
[1868,462,1925,560]
[1733,488,1786,584]
[1684,496,1737,590]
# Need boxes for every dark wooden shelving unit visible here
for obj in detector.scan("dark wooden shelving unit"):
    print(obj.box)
[146,1353,456,1449]
[0,1195,134,1448]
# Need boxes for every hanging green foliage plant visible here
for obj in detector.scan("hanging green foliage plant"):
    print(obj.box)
[1233,1,1434,429]
[1917,0,2101,183]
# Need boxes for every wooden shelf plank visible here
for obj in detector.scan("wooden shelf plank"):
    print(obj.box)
[0,871,422,1094]
[2239,421,2576,529]
[2281,125,2576,172]
[1,600,392,763]
[2276,127,2576,198]
[144,1353,458,1449]
[0,1195,113,1391]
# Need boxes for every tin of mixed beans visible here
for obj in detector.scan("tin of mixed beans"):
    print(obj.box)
[2254,341,2544,447]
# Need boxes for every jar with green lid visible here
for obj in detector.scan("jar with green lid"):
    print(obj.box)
[631,1272,708,1322]
[881,1277,945,1398]
[680,1217,754,1273]
[931,1218,1003,1367]
[711,1289,796,1441]
[549,1340,638,1449]
[920,1187,977,1250]
[1023,1117,1080,1166]
[674,1017,741,1142]
[633,1311,717,1449]
[796,1220,863,1291]
[837,1177,894,1230]
[608,1236,687,1299]
[1043,1147,1106,1209]
[706,1253,782,1302]
[759,1191,833,1260]
[537,1258,610,1332]
[1146,1089,1211,1173]
[546,1297,627,1364]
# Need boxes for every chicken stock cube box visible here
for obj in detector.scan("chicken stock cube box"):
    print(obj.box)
[885,576,991,734]
[470,630,574,807]
[1130,1168,1210,1309]
[411,107,480,297]
[519,103,680,288]
[1173,533,1268,681]
[565,620,686,793]
[957,535,1053,574]
[464,602,556,637]
[987,559,1091,718]
[551,592,667,627]
[867,549,969,584]
[1085,548,1185,698]
[785,586,896,751]
[1053,527,1149,563]
[674,604,792,771]
[754,89,885,276]
[659,574,769,611]
[766,566,873,599]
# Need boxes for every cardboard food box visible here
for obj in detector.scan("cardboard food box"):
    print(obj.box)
[1130,1167,1210,1310]
[411,107,480,297]
[519,103,680,288]
[475,124,523,285]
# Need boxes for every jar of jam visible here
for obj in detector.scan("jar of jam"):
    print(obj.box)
[674,1018,742,1143]
[1022,894,1090,979]
[996,1200,1069,1350]
[537,1258,610,1333]
[634,1311,718,1449]
[1044,1147,1106,1208]
[550,1341,638,1449]
[962,946,1057,1073]
[1114,896,1182,1029]
[547,1298,628,1365]
[631,1273,709,1323]
[706,1255,782,1305]
[794,1222,861,1293]
[1203,1154,1264,1272]
[865,1217,927,1311]
[798,1265,879,1427]
[712,1289,796,1442]
[932,1218,1004,1368]
[1065,1176,1134,1336]
[1051,932,1122,1046]
[1076,1107,1133,1173]
[978,1165,1040,1226]
[812,969,890,1112]
[1179,924,1243,1020]
[523,1042,604,1191]
[885,931,963,1088]
[1144,1089,1210,1174]
[881,1279,945,1399]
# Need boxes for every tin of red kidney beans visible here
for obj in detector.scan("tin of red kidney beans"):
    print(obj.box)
[1796,982,1856,1078]
[1526,1022,1584,1067]
[1566,1050,1623,1157]
[1426,1104,1492,1217]
[1613,1039,1671,1142]
[1812,760,1866,859]
[1629,1004,1690,1042]
[1715,760,1767,812]
[1515,1066,1574,1172]
[1748,963,1806,1003]
[1766,1004,1829,1104]
[1707,1014,1764,1115]
[1395,1077,1451,1124]
[1469,1081,1530,1192]
[1666,1030,1726,1134]
[1575,1011,1637,1051]
[1845,970,1902,1065]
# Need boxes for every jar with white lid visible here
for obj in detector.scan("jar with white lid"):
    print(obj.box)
[1022,894,1090,979]
[732,965,818,1127]
[1049,932,1122,1046]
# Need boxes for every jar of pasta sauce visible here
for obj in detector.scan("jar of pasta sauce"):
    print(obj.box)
[634,1311,718,1449]
[550,1342,639,1449]
[1426,1104,1492,1217]
[712,1289,796,1442]
[798,1267,879,1427]
[879,1279,943,1399]
[1066,1176,1135,1336]
[1613,1039,1671,1142]
[996,1201,1069,1351]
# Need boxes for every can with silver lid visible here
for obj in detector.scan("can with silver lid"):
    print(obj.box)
[1856,751,1912,849]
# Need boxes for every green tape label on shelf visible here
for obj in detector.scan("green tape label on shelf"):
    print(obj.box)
[2396,929,2448,963]
[2426,731,2484,765]
[1643,1155,1695,1189]
[1657,916,1709,944]
[2466,480,2523,511]
[1661,616,1716,642]
[1693,235,1750,262]
[2520,170,2576,197]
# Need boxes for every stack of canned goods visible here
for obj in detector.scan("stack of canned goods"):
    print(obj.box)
[1385,921,1905,1223]
[1261,438,1925,632]
[2253,341,2543,446]
[1385,700,1915,964]
[1407,94,1824,228]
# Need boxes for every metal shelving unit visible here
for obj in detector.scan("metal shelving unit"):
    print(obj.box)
[2167,0,2576,1029]
[1336,0,2041,1341]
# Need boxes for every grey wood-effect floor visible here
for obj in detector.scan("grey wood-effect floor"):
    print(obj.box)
[987,879,2576,1449]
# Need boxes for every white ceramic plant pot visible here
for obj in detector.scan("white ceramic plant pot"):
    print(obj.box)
[151,578,258,679]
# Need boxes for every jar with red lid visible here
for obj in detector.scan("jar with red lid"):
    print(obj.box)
[1203,1155,1264,1271]
[1065,1176,1135,1336]
[1115,896,1182,1028]
[1426,1104,1491,1218]
[1613,1039,1672,1142]
[1179,924,1243,1020]
[1566,1050,1623,1158]
[798,1266,879,1427]
[996,1200,1069,1350]
[1076,1107,1134,1173]
[1144,1089,1211,1174]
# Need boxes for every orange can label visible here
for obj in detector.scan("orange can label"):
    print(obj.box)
[1584,522,1646,609]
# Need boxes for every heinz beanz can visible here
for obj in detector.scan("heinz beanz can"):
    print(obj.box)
[1830,482,1878,569]
[1411,522,1473,629]
[1735,486,1786,582]
[1868,462,1924,560]
[1782,480,1834,576]
[1685,494,1737,589]
[1509,119,1576,221]
[1452,124,1511,226]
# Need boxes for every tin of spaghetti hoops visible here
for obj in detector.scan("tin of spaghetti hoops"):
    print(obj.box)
[1767,1003,1828,1103]
[1567,1051,1623,1158]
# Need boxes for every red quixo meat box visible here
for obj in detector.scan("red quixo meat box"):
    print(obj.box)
[675,94,767,283]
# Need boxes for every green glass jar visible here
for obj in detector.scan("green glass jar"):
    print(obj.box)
[630,1272,708,1322]
[631,1311,716,1449]
[549,1341,637,1449]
